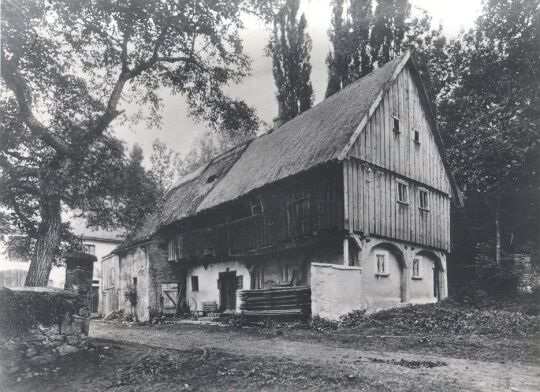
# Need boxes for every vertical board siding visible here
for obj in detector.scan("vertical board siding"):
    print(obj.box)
[348,65,451,194]
[347,159,450,250]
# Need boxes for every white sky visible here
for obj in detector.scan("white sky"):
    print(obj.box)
[114,0,483,161]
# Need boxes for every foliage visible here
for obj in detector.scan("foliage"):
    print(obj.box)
[0,0,269,285]
[325,0,442,98]
[472,242,525,296]
[149,139,180,194]
[325,299,538,338]
[0,287,86,336]
[370,0,410,66]
[439,0,540,270]
[124,284,138,308]
[266,0,314,122]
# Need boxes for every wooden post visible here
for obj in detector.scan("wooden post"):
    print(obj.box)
[343,237,349,266]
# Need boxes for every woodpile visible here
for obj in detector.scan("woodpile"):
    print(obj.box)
[239,286,311,320]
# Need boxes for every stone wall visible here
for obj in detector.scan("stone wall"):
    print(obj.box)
[0,287,91,374]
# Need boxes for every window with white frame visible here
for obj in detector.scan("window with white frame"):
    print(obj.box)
[397,181,409,204]
[376,254,388,276]
[412,258,422,279]
[419,188,429,210]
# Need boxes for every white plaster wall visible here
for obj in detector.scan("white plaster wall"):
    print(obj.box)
[361,247,403,309]
[311,263,363,320]
[408,254,437,304]
[81,239,120,282]
[186,260,250,312]
[118,247,151,321]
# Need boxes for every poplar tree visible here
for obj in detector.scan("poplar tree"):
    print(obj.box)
[370,0,410,66]
[267,0,314,122]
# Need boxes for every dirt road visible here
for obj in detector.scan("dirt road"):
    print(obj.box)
[91,321,539,392]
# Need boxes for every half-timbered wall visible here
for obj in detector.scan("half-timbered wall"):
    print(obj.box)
[348,64,451,194]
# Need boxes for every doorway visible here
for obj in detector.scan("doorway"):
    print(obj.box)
[219,270,237,311]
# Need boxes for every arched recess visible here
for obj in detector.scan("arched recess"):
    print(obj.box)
[362,242,407,308]
[412,250,444,301]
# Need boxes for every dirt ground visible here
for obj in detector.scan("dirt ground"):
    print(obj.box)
[3,320,538,392]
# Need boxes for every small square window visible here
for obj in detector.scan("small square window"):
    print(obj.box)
[413,129,420,143]
[397,181,408,204]
[393,117,400,133]
[191,276,199,292]
[376,254,388,275]
[83,244,96,255]
[419,189,429,210]
[412,259,422,279]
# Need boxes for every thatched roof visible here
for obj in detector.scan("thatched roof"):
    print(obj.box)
[117,52,459,251]
[116,142,249,250]
[198,55,404,212]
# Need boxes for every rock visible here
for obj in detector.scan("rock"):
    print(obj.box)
[25,347,39,358]
[57,344,79,356]
[67,336,81,346]
[28,354,56,366]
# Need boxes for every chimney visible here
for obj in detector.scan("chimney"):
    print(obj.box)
[272,96,285,129]
[272,115,284,129]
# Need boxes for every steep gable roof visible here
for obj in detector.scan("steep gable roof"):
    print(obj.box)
[197,54,405,212]
[116,142,248,250]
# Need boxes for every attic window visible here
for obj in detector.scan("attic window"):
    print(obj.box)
[413,129,420,143]
[207,175,217,184]
[393,116,400,133]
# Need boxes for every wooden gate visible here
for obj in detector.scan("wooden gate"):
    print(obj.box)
[161,283,179,315]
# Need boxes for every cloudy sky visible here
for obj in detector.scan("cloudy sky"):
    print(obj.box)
[115,0,483,162]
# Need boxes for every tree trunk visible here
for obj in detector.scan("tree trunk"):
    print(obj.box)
[25,197,62,286]
[495,193,501,265]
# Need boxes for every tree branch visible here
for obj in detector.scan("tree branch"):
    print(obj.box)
[0,51,71,155]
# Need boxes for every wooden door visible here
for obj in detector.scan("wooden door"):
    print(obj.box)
[219,271,237,311]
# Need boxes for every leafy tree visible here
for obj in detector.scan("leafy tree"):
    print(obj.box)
[267,0,313,122]
[370,0,410,66]
[326,0,354,97]
[348,0,374,81]
[150,139,180,194]
[439,0,540,264]
[0,0,269,286]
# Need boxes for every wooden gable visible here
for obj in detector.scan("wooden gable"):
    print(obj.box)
[343,58,453,251]
[346,61,451,194]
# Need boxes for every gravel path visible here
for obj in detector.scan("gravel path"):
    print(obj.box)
[91,321,539,392]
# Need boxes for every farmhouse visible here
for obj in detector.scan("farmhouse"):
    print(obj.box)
[100,52,460,321]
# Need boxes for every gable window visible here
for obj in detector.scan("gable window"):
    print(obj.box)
[393,116,400,133]
[191,276,199,292]
[397,181,409,204]
[412,258,422,279]
[419,188,429,210]
[413,129,420,143]
[376,254,389,276]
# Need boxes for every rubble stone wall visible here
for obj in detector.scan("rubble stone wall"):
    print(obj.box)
[0,287,91,373]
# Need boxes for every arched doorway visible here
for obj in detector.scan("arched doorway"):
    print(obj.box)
[362,243,405,309]
[409,251,444,303]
